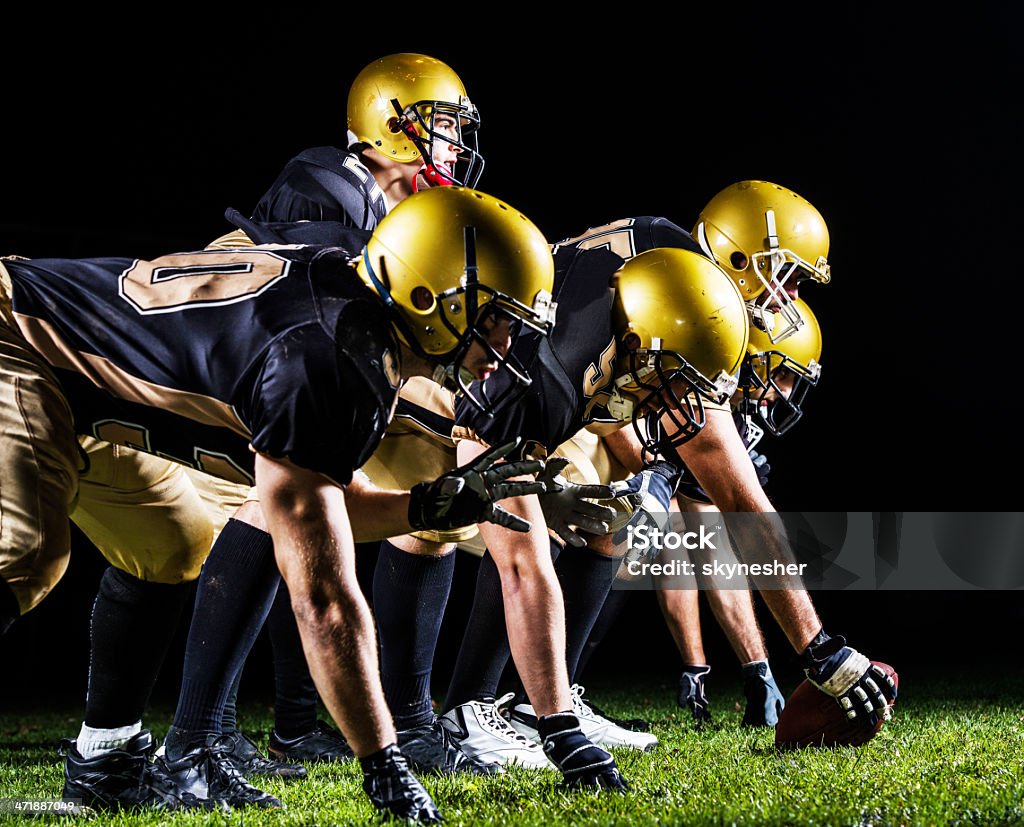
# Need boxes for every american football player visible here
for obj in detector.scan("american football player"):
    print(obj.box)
[438,245,750,781]
[248,51,481,236]
[451,190,893,744]
[588,196,894,732]
[656,297,823,728]
[0,185,556,823]
[172,52,492,778]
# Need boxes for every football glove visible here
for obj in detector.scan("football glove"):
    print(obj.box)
[408,440,547,533]
[800,632,897,727]
[741,660,785,727]
[537,457,618,547]
[678,664,713,727]
[610,460,678,549]
[538,712,629,791]
[748,448,771,488]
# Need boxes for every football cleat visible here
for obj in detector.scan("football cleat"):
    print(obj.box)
[268,720,355,763]
[398,716,502,775]
[439,694,553,769]
[509,685,658,752]
[60,730,209,812]
[361,744,442,824]
[157,735,282,809]
[218,729,307,779]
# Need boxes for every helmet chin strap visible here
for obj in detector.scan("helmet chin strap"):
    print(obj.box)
[412,162,454,192]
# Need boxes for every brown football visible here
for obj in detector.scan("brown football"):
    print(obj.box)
[774,661,898,749]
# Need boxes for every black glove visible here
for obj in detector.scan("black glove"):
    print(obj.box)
[748,448,771,488]
[538,712,629,791]
[537,457,618,547]
[801,631,897,727]
[408,440,547,533]
[610,460,678,548]
[677,664,712,727]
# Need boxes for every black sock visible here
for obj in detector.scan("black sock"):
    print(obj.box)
[84,567,191,728]
[220,669,243,734]
[373,541,455,730]
[171,519,279,741]
[574,588,631,683]
[443,551,510,712]
[555,544,618,684]
[444,543,562,712]
[267,582,320,739]
[1,578,20,636]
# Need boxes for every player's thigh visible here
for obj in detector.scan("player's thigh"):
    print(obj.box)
[182,467,252,540]
[0,307,80,613]
[72,439,213,584]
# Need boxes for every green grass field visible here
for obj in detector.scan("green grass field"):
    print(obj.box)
[2,673,1023,826]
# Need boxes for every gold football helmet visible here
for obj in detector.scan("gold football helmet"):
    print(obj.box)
[347,53,483,188]
[606,248,749,453]
[357,187,556,411]
[694,180,830,343]
[738,297,822,437]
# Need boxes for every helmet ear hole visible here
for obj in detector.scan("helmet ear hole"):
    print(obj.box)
[410,286,435,311]
[730,251,749,270]
[386,116,404,135]
[623,332,642,351]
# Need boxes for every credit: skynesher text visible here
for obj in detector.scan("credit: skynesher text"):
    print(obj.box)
[625,559,809,578]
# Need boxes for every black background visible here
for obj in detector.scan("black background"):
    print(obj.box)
[2,16,1021,709]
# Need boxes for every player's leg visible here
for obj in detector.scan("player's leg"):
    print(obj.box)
[508,529,658,751]
[159,498,290,807]
[373,533,497,774]
[0,279,79,623]
[61,440,218,809]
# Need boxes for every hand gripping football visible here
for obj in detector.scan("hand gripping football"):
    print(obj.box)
[775,662,898,749]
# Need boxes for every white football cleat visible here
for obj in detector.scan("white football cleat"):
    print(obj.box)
[509,684,659,752]
[439,694,554,770]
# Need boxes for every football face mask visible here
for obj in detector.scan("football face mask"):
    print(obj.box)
[390,97,484,190]
[613,346,739,459]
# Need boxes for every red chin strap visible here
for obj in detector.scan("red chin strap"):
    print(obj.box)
[413,162,455,192]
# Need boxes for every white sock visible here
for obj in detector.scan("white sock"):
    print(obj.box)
[75,721,142,759]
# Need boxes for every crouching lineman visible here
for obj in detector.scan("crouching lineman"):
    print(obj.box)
[660,295,824,727]
[451,181,895,746]
[0,185,557,823]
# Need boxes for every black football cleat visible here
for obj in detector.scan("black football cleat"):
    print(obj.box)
[398,716,502,776]
[60,730,206,812]
[157,735,282,809]
[219,730,307,779]
[361,744,442,824]
[268,720,355,763]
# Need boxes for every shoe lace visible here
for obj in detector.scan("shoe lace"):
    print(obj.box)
[569,684,604,722]
[478,694,537,748]
[208,739,264,798]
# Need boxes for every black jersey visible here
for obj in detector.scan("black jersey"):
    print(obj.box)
[456,216,721,463]
[556,216,764,498]
[455,246,621,457]
[252,147,388,229]
[6,246,400,486]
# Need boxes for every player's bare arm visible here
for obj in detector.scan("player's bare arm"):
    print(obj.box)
[456,438,572,716]
[255,452,395,757]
